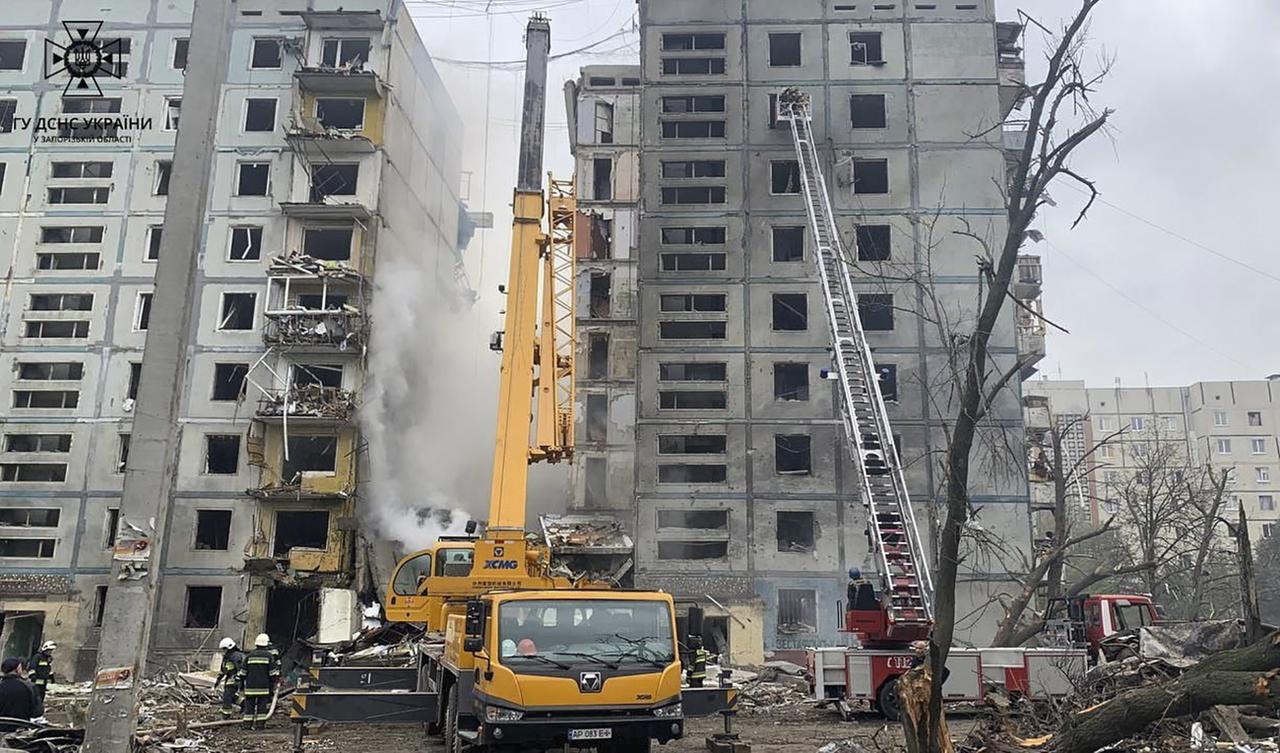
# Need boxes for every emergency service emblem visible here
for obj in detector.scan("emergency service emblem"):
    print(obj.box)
[578,671,603,693]
[44,21,126,97]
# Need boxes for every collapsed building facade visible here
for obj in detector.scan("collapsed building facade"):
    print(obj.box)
[566,0,1033,661]
[0,0,471,679]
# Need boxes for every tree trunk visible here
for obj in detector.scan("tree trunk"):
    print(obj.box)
[1234,508,1263,644]
[897,665,953,753]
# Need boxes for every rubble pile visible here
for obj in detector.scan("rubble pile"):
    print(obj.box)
[263,310,363,349]
[257,384,357,421]
[733,661,815,715]
[269,252,362,282]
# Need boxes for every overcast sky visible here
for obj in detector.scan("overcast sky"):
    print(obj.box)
[407,0,1280,390]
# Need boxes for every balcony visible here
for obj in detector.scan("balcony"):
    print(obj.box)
[263,253,367,349]
[295,67,385,98]
[279,200,372,222]
[1013,254,1042,299]
[256,384,356,424]
[1017,324,1047,379]
[997,21,1027,118]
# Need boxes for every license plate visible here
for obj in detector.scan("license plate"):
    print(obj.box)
[568,728,612,741]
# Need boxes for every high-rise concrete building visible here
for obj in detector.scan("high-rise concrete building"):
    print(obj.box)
[568,0,1031,659]
[1026,378,1280,542]
[0,0,471,679]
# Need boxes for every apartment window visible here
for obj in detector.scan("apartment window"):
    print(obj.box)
[778,589,817,632]
[13,390,79,409]
[152,160,172,196]
[769,226,805,263]
[0,463,67,482]
[61,98,122,139]
[660,294,725,313]
[772,293,807,331]
[48,186,109,204]
[1249,411,1264,427]
[585,394,607,442]
[659,363,727,382]
[657,541,728,560]
[236,162,270,196]
[856,225,891,261]
[103,508,120,548]
[589,272,611,318]
[770,161,801,194]
[590,100,614,144]
[17,362,82,381]
[1265,523,1277,540]
[849,32,884,64]
[1130,417,1146,431]
[24,321,89,339]
[1098,416,1113,431]
[1162,416,1179,431]
[1262,495,1276,512]
[659,391,727,410]
[316,98,365,130]
[0,40,26,71]
[858,294,894,331]
[587,333,609,380]
[584,457,606,507]
[776,434,812,474]
[662,33,725,51]
[217,293,256,330]
[0,508,60,528]
[661,160,725,179]
[184,586,222,628]
[661,186,726,205]
[250,38,283,69]
[661,226,726,245]
[877,363,899,402]
[661,95,724,113]
[146,225,163,261]
[303,227,354,260]
[100,38,131,77]
[321,37,372,68]
[658,435,727,455]
[774,363,809,401]
[852,158,889,194]
[659,321,727,340]
[292,364,343,389]
[40,226,103,244]
[93,586,109,626]
[244,98,277,132]
[657,510,728,529]
[592,158,612,200]
[134,292,153,331]
[3,434,71,453]
[663,57,727,75]
[657,464,727,483]
[1217,438,1232,455]
[1253,438,1268,455]
[51,161,113,179]
[310,163,359,200]
[777,511,815,552]
[229,226,263,261]
[282,436,338,482]
[769,33,802,67]
[29,293,93,311]
[212,363,249,401]
[0,539,56,558]
[851,94,887,128]
[0,99,13,133]
[128,363,141,400]
[661,120,725,139]
[767,93,781,129]
[117,434,130,473]
[274,510,330,557]
[1214,410,1229,427]
[194,510,232,551]
[204,435,241,474]
[163,97,182,131]
[1259,468,1272,484]
[173,38,189,70]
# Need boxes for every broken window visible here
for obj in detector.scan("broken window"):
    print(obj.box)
[321,37,371,67]
[236,162,270,196]
[204,434,241,474]
[858,294,894,331]
[776,511,815,552]
[303,226,354,260]
[592,158,612,200]
[292,363,343,388]
[194,509,232,550]
[772,227,804,262]
[661,160,725,179]
[117,433,129,472]
[876,363,898,402]
[61,97,123,139]
[104,508,119,547]
[661,95,724,113]
[774,363,809,401]
[51,161,113,178]
[589,272,611,318]
[296,293,348,310]
[777,589,817,633]
[584,457,607,507]
[0,463,66,481]
[250,38,283,69]
[13,390,79,409]
[0,508,60,526]
[661,253,725,272]
[775,434,812,474]
[657,541,727,560]
[662,33,725,51]
[218,293,256,330]
[94,585,108,626]
[183,586,222,628]
[657,510,728,529]
[661,226,726,245]
[594,101,614,144]
[660,294,725,312]
[856,224,891,261]
[661,186,726,205]
[3,434,71,453]
[274,510,330,556]
[282,436,338,482]
[48,186,109,204]
[36,252,100,270]
[587,333,609,380]
[658,464,727,483]
[244,98,277,132]
[146,225,163,261]
[851,94,887,128]
[40,225,104,244]
[310,163,359,201]
[658,435,727,454]
[588,215,612,259]
[661,58,726,75]
[660,120,725,139]
[660,391,727,410]
[659,321,727,340]
[0,40,26,70]
[163,98,181,132]
[172,38,189,70]
[0,539,55,558]
[17,362,83,381]
[772,293,807,331]
[229,226,263,261]
[128,362,141,399]
[30,293,93,311]
[769,32,802,67]
[316,98,365,130]
[134,292,153,331]
[0,100,13,133]
[24,321,89,338]
[852,158,889,194]
[659,362,727,382]
[212,363,249,401]
[586,394,608,442]
[849,32,884,64]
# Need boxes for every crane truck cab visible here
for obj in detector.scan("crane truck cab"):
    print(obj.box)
[1045,593,1159,662]
[439,589,685,753]
[385,541,478,626]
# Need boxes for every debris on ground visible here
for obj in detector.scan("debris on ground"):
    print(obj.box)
[731,662,814,714]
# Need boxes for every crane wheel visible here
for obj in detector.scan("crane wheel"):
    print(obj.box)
[877,678,902,722]
[445,684,460,753]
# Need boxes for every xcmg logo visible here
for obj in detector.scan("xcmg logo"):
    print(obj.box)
[483,559,519,570]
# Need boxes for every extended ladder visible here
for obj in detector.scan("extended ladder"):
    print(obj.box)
[780,93,935,640]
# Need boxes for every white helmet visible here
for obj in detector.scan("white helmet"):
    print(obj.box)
[219,637,236,650]
[254,633,271,648]
[40,641,56,652]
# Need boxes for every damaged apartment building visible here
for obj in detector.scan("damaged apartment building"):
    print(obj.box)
[0,0,471,679]
[566,0,1031,661]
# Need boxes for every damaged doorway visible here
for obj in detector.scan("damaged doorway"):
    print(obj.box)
[264,586,320,668]
[0,611,44,664]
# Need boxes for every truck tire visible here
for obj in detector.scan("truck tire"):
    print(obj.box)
[877,677,902,722]
[444,684,459,753]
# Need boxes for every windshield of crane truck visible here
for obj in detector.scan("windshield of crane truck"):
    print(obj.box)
[1113,601,1154,630]
[498,599,675,667]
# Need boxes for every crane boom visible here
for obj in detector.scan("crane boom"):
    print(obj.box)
[780,91,934,644]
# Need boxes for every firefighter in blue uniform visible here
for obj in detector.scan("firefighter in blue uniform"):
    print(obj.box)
[236,634,279,729]
[214,637,245,718]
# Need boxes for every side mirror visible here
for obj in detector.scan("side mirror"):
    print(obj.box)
[464,599,486,653]
[464,636,484,653]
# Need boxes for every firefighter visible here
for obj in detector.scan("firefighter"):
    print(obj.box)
[686,637,710,688]
[214,637,245,718]
[236,634,279,730]
[26,641,54,707]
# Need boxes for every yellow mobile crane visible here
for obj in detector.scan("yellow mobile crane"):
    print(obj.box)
[291,16,738,753]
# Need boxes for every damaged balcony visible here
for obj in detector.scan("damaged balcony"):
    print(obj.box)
[256,384,356,424]
[286,96,382,155]
[1013,254,1041,300]
[243,506,353,578]
[264,252,367,350]
[1016,300,1048,379]
[247,429,357,501]
[996,21,1027,118]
